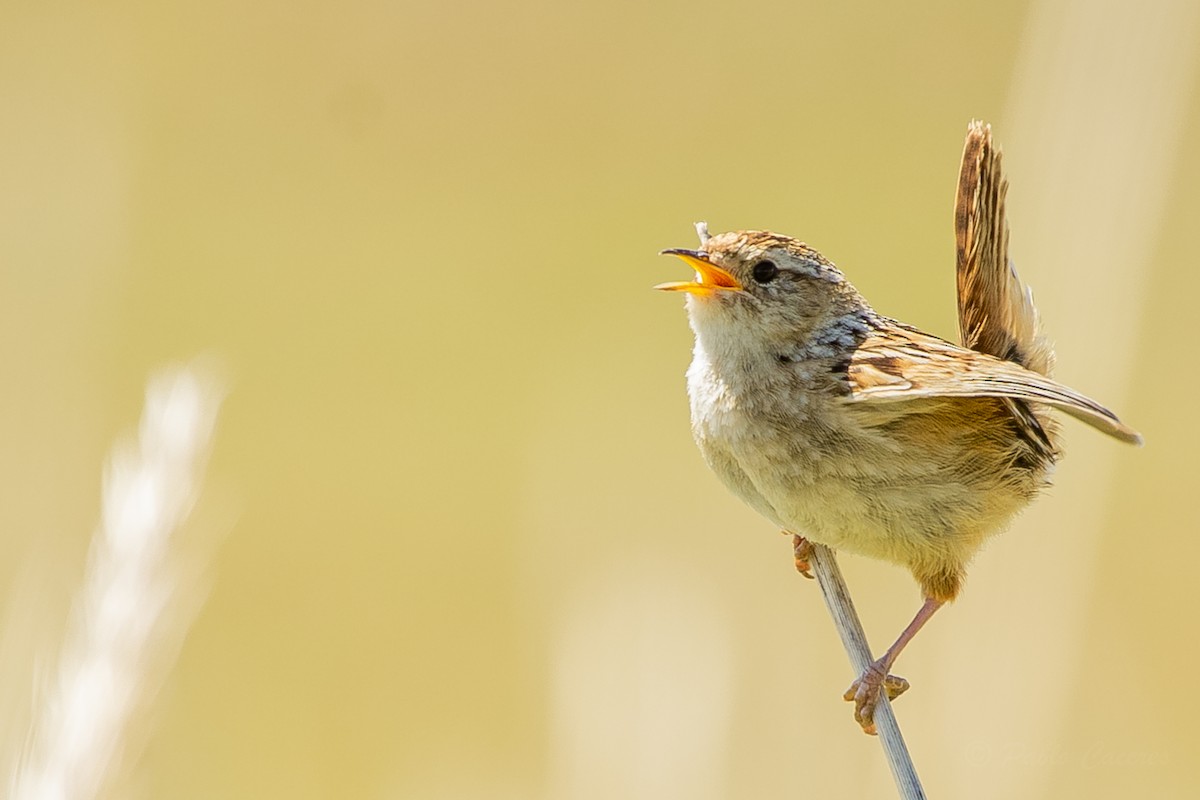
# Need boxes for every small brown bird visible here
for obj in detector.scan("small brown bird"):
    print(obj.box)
[656,122,1141,732]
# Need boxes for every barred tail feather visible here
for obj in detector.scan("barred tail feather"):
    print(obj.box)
[955,120,1055,378]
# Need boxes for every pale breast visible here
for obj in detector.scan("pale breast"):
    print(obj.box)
[687,343,1042,574]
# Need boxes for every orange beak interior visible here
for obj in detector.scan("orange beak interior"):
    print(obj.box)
[656,249,743,294]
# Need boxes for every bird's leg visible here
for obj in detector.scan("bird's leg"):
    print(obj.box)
[843,596,944,734]
[789,533,814,579]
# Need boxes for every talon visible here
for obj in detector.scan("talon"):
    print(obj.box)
[791,534,814,579]
[882,674,909,701]
[843,659,907,734]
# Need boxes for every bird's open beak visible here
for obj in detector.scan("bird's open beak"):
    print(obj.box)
[656,249,743,294]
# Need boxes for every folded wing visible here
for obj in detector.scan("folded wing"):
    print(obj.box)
[843,327,1143,446]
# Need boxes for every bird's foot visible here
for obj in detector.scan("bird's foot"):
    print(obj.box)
[842,659,910,735]
[790,533,814,579]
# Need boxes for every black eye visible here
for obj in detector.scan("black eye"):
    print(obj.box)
[752,260,778,283]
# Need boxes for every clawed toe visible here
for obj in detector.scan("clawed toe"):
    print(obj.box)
[843,661,908,735]
[881,674,910,700]
[790,534,814,579]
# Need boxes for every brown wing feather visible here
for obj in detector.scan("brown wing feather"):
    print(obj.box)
[844,328,1143,446]
[837,123,1142,447]
[955,121,1054,377]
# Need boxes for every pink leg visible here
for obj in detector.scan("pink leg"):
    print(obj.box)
[844,596,945,734]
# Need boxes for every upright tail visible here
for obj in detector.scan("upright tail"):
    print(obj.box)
[955,121,1061,457]
[954,121,1055,378]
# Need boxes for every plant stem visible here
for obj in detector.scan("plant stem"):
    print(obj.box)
[807,543,926,800]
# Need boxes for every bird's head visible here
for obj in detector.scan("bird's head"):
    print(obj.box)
[658,223,856,344]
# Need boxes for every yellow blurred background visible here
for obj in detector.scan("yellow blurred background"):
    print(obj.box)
[2,0,1198,797]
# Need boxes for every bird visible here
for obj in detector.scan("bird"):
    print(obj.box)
[655,121,1141,733]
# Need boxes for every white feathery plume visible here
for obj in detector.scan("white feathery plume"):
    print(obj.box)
[10,362,225,800]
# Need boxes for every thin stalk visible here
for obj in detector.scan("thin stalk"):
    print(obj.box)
[807,543,926,800]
